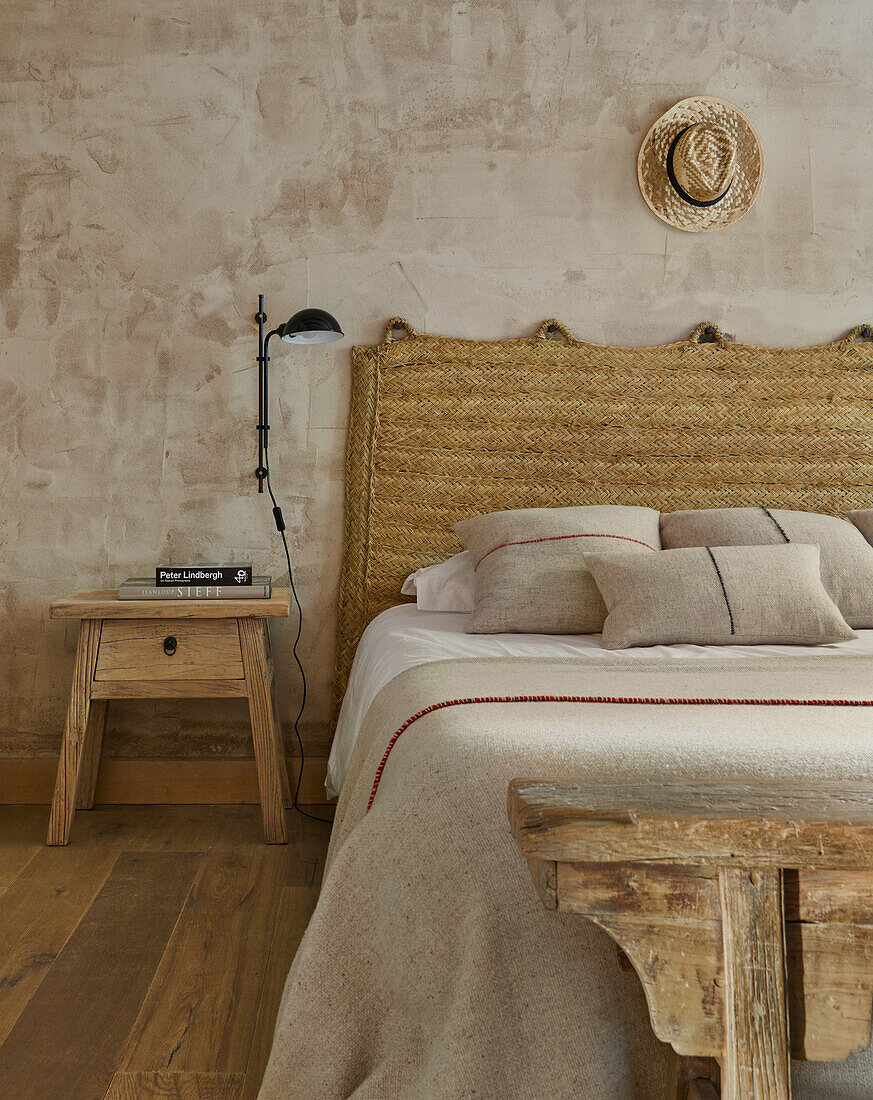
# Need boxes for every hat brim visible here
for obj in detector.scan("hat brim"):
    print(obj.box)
[637,97,764,233]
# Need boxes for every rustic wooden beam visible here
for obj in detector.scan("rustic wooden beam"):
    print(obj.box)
[509,780,873,869]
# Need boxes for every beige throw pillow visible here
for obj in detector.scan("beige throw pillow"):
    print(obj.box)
[454,505,661,634]
[585,544,856,650]
[849,510,873,547]
[660,507,873,628]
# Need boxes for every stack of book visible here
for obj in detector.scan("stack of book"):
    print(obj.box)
[119,563,272,600]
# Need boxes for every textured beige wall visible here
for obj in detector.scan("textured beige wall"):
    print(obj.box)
[2,0,873,761]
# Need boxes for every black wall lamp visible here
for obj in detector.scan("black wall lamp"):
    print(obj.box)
[254,292,343,493]
[252,292,343,826]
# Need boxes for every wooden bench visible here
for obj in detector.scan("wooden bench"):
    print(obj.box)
[508,780,873,1100]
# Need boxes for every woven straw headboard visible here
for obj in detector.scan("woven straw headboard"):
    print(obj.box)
[333,318,873,716]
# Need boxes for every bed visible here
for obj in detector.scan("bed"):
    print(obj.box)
[260,320,873,1099]
[327,604,873,799]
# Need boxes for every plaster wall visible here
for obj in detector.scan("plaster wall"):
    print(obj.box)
[2,0,872,761]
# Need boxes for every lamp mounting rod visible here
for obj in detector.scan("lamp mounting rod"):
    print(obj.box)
[255,293,268,493]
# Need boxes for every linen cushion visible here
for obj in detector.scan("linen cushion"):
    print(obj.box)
[585,544,856,650]
[454,505,661,634]
[660,507,873,628]
[849,510,873,547]
[400,552,475,613]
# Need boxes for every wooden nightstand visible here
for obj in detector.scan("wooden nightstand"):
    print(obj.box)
[47,589,293,846]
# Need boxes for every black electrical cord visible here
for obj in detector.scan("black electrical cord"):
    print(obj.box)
[264,460,332,826]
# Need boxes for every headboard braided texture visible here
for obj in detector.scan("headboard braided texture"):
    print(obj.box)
[332,319,873,718]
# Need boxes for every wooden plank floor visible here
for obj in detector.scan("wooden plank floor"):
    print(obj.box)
[0,805,332,1100]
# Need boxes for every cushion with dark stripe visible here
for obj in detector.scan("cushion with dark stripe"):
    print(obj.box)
[454,505,661,635]
[849,510,873,548]
[660,507,873,628]
[585,544,856,650]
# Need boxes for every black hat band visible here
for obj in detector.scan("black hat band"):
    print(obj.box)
[666,126,734,208]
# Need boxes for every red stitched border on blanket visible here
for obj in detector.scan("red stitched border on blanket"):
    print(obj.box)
[365,693,873,812]
[474,533,658,570]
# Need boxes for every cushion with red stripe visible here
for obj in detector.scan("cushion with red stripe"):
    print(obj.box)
[454,505,661,635]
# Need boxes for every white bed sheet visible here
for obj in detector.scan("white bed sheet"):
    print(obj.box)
[326,604,873,797]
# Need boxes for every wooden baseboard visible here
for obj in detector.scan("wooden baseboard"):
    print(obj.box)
[0,757,332,806]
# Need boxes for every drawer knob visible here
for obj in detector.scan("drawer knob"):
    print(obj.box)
[163,635,178,656]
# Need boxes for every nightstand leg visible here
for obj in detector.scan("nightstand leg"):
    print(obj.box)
[76,700,108,809]
[239,618,288,844]
[263,623,293,808]
[270,684,293,808]
[47,619,103,845]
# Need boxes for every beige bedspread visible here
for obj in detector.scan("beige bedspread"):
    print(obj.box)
[260,655,873,1099]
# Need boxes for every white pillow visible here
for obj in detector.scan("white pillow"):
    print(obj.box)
[401,552,475,612]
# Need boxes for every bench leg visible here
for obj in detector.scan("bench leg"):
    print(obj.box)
[75,700,108,809]
[239,617,288,844]
[47,619,102,845]
[719,867,790,1100]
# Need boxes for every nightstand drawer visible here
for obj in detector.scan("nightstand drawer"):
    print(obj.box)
[94,619,244,681]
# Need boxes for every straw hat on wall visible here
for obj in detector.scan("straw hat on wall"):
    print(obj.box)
[637,97,764,232]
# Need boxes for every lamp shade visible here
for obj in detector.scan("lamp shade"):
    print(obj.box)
[279,307,344,345]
